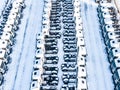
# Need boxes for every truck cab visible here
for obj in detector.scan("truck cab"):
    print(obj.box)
[0,49,10,64]
[0,39,11,54]
[3,24,15,37]
[0,32,14,46]
[106,40,119,51]
[8,12,20,25]
[104,32,117,43]
[0,60,7,74]
[108,48,120,61]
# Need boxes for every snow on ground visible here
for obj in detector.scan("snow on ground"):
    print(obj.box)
[80,0,114,90]
[57,6,64,89]
[0,0,116,89]
[2,0,44,90]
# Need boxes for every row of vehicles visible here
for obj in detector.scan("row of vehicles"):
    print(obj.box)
[0,0,25,85]
[74,0,88,90]
[61,0,88,90]
[31,0,88,89]
[61,0,77,89]
[97,1,120,90]
[30,0,52,90]
[40,0,61,89]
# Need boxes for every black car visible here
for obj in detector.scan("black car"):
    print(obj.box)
[45,38,57,43]
[64,53,77,58]
[63,47,77,53]
[45,49,58,54]
[63,32,76,36]
[45,56,59,60]
[43,66,58,71]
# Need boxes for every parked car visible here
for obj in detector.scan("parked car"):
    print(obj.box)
[44,59,58,64]
[45,55,59,61]
[40,86,57,90]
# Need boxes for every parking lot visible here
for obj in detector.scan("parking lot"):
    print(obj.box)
[0,0,120,90]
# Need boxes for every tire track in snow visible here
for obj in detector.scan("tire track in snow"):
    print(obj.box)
[13,0,43,89]
[12,17,29,90]
[90,7,111,90]
[81,0,99,89]
[89,4,107,90]
[89,0,113,89]
[11,2,33,90]
[90,2,114,90]
[82,4,99,90]
[19,1,44,89]
[81,0,113,89]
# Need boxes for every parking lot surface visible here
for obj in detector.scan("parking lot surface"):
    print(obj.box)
[0,0,119,90]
